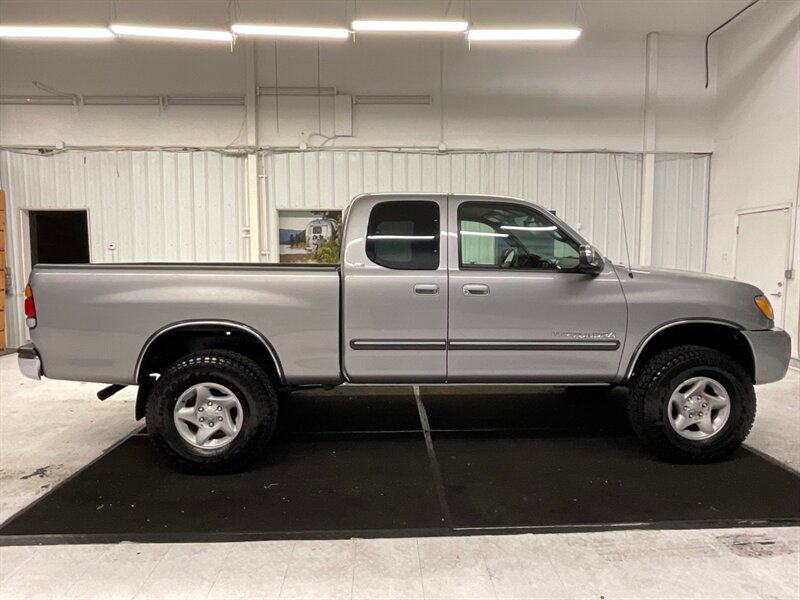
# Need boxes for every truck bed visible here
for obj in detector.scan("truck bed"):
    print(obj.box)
[28,263,341,385]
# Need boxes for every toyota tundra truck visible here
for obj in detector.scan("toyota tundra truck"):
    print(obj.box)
[18,193,791,473]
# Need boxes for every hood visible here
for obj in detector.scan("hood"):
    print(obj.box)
[612,264,773,331]
[612,264,734,284]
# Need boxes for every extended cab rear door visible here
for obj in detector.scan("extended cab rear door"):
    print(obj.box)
[342,195,448,382]
[446,195,627,382]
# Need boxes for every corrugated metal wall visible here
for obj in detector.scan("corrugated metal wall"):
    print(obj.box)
[0,150,247,347]
[265,151,647,264]
[651,154,710,271]
[265,150,709,271]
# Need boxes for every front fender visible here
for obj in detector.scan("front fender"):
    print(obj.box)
[741,328,791,384]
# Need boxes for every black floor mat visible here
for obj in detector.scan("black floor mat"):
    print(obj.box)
[0,434,446,542]
[281,386,422,434]
[420,385,630,433]
[435,434,800,530]
[1,387,798,544]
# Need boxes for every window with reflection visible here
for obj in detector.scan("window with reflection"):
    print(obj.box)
[458,203,580,270]
[366,201,440,270]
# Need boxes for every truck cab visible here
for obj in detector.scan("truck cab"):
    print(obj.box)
[341,194,622,383]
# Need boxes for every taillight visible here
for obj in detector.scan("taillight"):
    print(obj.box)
[24,283,36,327]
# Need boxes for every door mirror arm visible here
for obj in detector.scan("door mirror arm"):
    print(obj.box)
[577,245,605,275]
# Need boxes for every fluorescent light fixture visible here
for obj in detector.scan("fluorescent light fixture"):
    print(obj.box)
[110,24,232,42]
[352,20,468,33]
[467,28,581,42]
[232,24,349,40]
[0,26,114,39]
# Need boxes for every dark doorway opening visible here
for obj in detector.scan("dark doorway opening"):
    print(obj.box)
[29,210,90,266]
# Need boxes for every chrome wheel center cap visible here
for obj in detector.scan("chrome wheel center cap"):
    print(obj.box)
[173,383,244,449]
[668,376,731,441]
[683,396,708,419]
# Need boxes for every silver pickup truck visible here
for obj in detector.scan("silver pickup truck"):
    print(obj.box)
[18,193,791,473]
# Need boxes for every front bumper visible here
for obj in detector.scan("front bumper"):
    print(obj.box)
[742,328,792,384]
[17,344,42,381]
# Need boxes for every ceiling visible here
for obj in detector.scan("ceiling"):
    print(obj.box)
[0,0,756,37]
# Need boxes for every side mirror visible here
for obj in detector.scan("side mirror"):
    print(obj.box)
[578,245,605,274]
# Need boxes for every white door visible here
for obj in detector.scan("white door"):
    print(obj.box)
[734,207,791,325]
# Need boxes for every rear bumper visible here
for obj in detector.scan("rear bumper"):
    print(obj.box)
[742,328,791,384]
[17,344,42,381]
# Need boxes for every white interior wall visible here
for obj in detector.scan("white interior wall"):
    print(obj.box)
[0,150,247,347]
[266,150,644,264]
[707,0,800,358]
[0,41,247,148]
[265,149,709,269]
[0,32,713,152]
[651,154,711,272]
[252,33,712,152]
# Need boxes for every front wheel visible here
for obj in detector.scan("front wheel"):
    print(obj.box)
[628,345,756,463]
[146,350,278,474]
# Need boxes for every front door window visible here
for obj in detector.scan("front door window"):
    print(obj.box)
[458,203,580,271]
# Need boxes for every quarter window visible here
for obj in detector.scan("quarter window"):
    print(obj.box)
[459,203,580,271]
[366,201,440,270]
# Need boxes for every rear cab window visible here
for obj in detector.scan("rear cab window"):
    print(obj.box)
[366,201,440,270]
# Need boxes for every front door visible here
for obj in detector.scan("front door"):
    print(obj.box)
[342,196,448,382]
[446,197,627,382]
[735,207,790,325]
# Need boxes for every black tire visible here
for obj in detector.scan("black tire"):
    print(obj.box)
[628,345,756,463]
[145,350,278,474]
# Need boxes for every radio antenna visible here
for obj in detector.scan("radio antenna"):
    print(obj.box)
[612,153,634,279]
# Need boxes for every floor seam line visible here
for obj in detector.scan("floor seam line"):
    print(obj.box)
[136,543,173,598]
[0,546,39,588]
[416,538,427,600]
[275,541,295,600]
[204,543,235,599]
[350,537,356,600]
[413,385,454,531]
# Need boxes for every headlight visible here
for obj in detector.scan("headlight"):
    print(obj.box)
[754,295,774,321]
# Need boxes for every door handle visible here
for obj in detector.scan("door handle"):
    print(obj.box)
[414,283,439,295]
[770,292,782,298]
[463,284,490,296]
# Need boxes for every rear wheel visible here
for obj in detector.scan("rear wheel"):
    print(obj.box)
[628,345,756,463]
[146,350,278,474]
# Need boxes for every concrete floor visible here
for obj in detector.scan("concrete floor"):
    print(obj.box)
[1,353,798,599]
